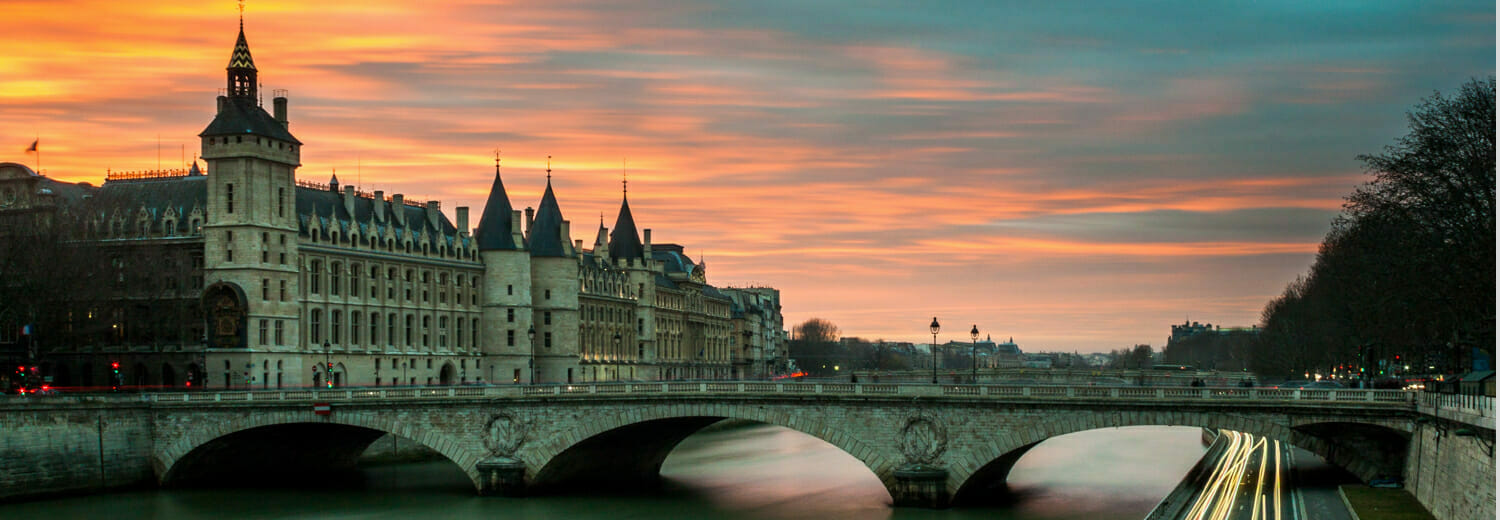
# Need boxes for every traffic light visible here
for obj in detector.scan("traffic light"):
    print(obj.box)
[111,361,121,391]
[325,362,334,388]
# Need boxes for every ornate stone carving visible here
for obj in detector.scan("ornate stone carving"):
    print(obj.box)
[484,413,529,458]
[898,414,947,465]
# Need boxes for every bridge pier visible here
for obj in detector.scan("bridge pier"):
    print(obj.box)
[476,457,528,497]
[891,465,949,508]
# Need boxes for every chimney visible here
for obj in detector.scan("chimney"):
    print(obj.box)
[373,190,386,222]
[273,96,288,127]
[391,194,405,226]
[524,207,535,238]
[456,206,469,236]
[575,239,584,255]
[343,185,355,217]
[216,95,228,114]
[426,200,441,230]
[643,229,652,259]
[510,209,523,245]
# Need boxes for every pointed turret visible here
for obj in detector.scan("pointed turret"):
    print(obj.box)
[608,194,644,261]
[475,165,518,251]
[226,22,257,100]
[528,178,568,257]
[200,19,299,145]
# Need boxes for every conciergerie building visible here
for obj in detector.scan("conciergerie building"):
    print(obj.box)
[0,20,787,390]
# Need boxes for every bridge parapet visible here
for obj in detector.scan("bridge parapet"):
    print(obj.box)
[1417,392,1494,430]
[98,383,1419,406]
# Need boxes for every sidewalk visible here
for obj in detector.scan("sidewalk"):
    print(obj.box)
[1339,485,1437,520]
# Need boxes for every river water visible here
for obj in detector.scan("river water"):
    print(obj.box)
[0,424,1205,519]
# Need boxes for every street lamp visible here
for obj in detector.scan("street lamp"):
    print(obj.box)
[323,340,332,389]
[613,333,622,381]
[970,325,979,384]
[527,325,537,384]
[929,317,940,384]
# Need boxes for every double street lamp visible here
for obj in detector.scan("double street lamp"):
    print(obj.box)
[929,317,940,384]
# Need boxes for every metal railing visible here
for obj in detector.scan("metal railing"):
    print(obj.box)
[118,383,1420,406]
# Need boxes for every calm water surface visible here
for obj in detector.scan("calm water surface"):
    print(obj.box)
[0,424,1204,519]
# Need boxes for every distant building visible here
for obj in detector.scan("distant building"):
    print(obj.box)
[1164,320,1259,370]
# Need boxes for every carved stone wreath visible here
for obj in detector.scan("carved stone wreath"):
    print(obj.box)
[898,414,947,465]
[483,413,530,458]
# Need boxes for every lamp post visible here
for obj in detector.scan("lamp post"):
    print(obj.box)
[527,326,537,385]
[929,317,940,384]
[613,333,622,381]
[322,340,332,388]
[970,324,979,384]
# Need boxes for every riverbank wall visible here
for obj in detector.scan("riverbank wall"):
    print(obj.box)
[0,399,154,502]
[1404,420,1494,520]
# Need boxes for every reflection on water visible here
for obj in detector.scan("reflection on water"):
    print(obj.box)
[0,424,1203,520]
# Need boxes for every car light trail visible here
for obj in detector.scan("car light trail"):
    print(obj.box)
[1178,430,1293,520]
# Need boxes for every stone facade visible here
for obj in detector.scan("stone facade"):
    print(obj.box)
[1406,421,1495,520]
[0,401,153,501]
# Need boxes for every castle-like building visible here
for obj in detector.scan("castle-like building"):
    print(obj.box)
[0,22,785,390]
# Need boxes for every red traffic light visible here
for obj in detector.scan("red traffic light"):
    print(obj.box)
[111,361,120,370]
[325,362,333,371]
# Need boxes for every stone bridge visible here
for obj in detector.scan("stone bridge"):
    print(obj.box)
[135,382,1428,507]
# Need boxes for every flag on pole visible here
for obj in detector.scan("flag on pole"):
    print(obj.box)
[25,139,37,153]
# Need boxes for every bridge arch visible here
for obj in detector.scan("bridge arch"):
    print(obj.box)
[522,403,900,497]
[950,408,1411,504]
[154,411,482,489]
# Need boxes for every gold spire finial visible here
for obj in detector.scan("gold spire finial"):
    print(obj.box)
[493,148,501,173]
[546,155,552,181]
[622,158,627,195]
[238,0,245,29]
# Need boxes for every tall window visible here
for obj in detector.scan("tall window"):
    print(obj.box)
[274,320,284,345]
[277,187,285,217]
[330,262,342,296]
[387,313,396,346]
[439,316,448,347]
[544,332,552,348]
[310,260,322,294]
[369,312,379,346]
[472,319,479,348]
[310,309,322,343]
[226,183,234,213]
[544,311,551,325]
[507,329,515,346]
[508,309,515,322]
[421,316,431,347]
[258,319,268,345]
[405,315,414,346]
[349,265,359,298]
[280,280,287,301]
[261,279,269,300]
[456,319,464,348]
[350,312,361,344]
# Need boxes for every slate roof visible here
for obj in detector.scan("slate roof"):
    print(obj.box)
[475,170,518,251]
[528,180,568,257]
[651,248,695,274]
[608,195,644,260]
[295,186,468,250]
[199,96,301,144]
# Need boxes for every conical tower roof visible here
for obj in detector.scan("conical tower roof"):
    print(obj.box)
[475,167,518,251]
[529,179,568,257]
[227,26,256,70]
[608,194,644,260]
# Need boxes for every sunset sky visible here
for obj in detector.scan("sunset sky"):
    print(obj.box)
[2,1,1493,351]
